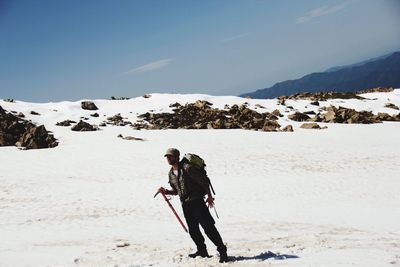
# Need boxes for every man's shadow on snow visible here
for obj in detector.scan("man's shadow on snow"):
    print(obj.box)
[229,250,299,262]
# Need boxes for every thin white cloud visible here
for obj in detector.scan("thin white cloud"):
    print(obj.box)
[296,2,351,24]
[220,33,251,43]
[123,58,174,75]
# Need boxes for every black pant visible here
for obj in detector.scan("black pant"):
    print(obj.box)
[182,198,226,252]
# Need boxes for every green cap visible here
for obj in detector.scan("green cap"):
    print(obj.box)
[164,148,180,157]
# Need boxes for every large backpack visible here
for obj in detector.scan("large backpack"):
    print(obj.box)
[181,153,216,195]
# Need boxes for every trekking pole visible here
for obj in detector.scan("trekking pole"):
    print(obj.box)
[154,191,188,233]
[213,204,220,219]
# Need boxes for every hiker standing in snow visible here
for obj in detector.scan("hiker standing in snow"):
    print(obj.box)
[157,148,228,263]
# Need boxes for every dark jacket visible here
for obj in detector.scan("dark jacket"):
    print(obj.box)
[168,161,209,203]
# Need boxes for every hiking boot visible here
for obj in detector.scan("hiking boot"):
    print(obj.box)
[218,246,228,263]
[188,249,209,258]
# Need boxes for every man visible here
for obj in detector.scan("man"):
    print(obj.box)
[157,148,228,263]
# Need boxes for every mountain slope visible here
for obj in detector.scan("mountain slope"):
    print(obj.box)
[242,51,400,99]
[324,52,394,73]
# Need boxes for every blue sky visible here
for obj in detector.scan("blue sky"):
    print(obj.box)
[1,0,399,102]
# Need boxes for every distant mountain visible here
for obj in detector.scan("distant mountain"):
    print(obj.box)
[241,51,400,99]
[324,52,394,72]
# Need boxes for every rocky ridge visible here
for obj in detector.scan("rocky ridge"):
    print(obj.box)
[1,89,399,146]
[133,100,285,132]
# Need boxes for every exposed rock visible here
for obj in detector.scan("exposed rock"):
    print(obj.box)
[106,113,132,126]
[3,99,15,103]
[0,106,25,146]
[133,101,281,131]
[357,87,394,94]
[280,91,365,101]
[0,131,14,147]
[300,123,327,129]
[116,242,130,248]
[0,105,58,149]
[277,97,286,105]
[255,104,265,109]
[16,125,58,149]
[304,111,316,115]
[272,109,283,117]
[16,112,25,118]
[316,106,399,124]
[262,120,281,132]
[30,111,40,115]
[71,120,99,131]
[108,114,123,121]
[111,96,130,100]
[194,100,213,109]
[317,105,387,124]
[281,125,294,132]
[374,112,399,121]
[90,113,99,117]
[117,134,145,141]
[169,102,182,108]
[385,103,399,110]
[81,101,98,110]
[264,113,279,120]
[310,101,320,106]
[142,94,151,98]
[308,114,323,122]
[99,122,107,127]
[288,112,310,122]
[56,120,77,126]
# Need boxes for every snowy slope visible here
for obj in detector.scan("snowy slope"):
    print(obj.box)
[0,90,400,267]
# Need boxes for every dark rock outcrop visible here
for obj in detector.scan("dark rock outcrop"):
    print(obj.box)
[16,125,58,149]
[133,101,280,131]
[111,96,130,100]
[0,105,58,149]
[357,87,394,94]
[281,125,294,132]
[278,91,365,102]
[310,100,320,106]
[316,106,378,124]
[288,112,310,122]
[374,112,399,121]
[117,134,145,141]
[300,123,327,129]
[385,103,399,110]
[105,114,132,126]
[310,105,400,124]
[71,120,99,131]
[272,109,283,117]
[81,101,98,110]
[56,120,77,126]
[255,104,265,109]
[16,112,25,118]
[169,102,182,108]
